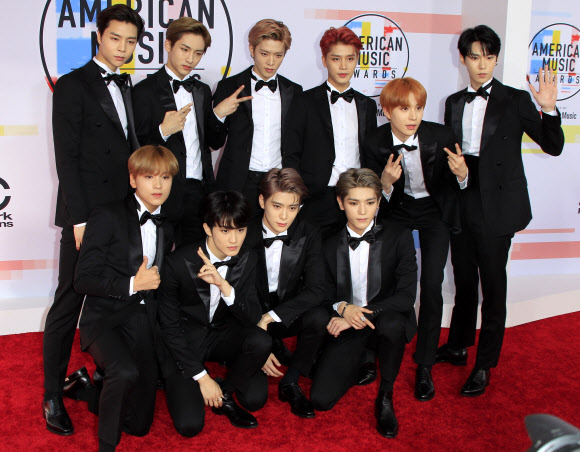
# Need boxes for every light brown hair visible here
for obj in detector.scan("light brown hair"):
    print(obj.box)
[166,17,211,51]
[259,168,308,203]
[128,145,179,177]
[380,77,427,114]
[248,19,292,51]
[336,168,382,201]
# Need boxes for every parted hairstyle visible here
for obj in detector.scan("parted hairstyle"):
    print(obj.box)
[380,77,427,114]
[320,26,363,57]
[128,145,179,177]
[248,19,292,51]
[202,191,250,229]
[97,4,145,38]
[458,25,501,57]
[259,168,309,203]
[336,168,382,201]
[166,17,212,51]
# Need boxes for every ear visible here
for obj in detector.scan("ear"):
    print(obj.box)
[164,39,173,54]
[459,54,466,66]
[336,196,345,211]
[129,173,137,189]
[383,106,391,121]
[202,223,212,237]
[249,44,255,59]
[96,30,103,46]
[321,54,328,69]
[258,194,265,210]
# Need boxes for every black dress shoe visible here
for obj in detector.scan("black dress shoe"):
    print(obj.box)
[435,344,468,366]
[43,397,73,436]
[272,337,294,367]
[356,362,377,386]
[212,392,258,429]
[461,368,490,397]
[414,366,435,401]
[63,367,92,401]
[93,368,104,390]
[279,383,315,418]
[375,390,398,438]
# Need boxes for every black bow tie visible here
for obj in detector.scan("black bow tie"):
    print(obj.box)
[103,72,129,90]
[348,230,375,250]
[214,257,238,269]
[392,144,418,152]
[255,78,277,93]
[329,87,355,104]
[172,78,197,94]
[464,80,493,103]
[139,211,167,227]
[263,235,290,248]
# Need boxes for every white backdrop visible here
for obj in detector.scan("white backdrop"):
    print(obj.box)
[0,0,578,334]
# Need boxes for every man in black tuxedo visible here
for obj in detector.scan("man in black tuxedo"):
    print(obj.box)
[74,146,177,452]
[437,25,564,396]
[158,191,271,437]
[284,26,377,235]
[43,4,145,436]
[212,19,303,216]
[310,169,417,438]
[364,78,461,402]
[244,168,330,418]
[133,18,246,247]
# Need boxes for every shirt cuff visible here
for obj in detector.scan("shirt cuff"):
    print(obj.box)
[192,370,207,381]
[159,125,170,141]
[74,223,86,227]
[458,171,468,190]
[542,109,557,116]
[129,276,136,295]
[268,310,282,323]
[332,302,343,313]
[214,110,226,123]
[222,287,235,305]
[382,185,393,202]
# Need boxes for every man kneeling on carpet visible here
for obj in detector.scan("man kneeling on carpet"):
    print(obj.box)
[74,145,178,452]
[310,168,418,438]
[158,190,272,436]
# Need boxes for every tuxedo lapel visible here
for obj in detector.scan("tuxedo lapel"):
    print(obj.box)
[315,84,335,152]
[481,81,508,156]
[225,251,249,288]
[239,68,253,119]
[450,90,466,144]
[192,82,205,147]
[279,76,294,141]
[156,68,179,113]
[354,91,367,155]
[277,224,306,301]
[418,124,437,190]
[185,246,211,319]
[336,229,352,302]
[121,79,139,149]
[125,196,143,278]
[366,223,383,302]
[382,126,406,193]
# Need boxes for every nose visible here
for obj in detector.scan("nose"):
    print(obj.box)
[186,50,194,64]
[479,57,486,69]
[153,176,161,188]
[358,203,367,215]
[118,39,126,53]
[229,231,238,243]
[280,208,288,220]
[409,108,417,120]
[339,58,346,70]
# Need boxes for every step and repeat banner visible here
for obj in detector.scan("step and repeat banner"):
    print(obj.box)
[0,0,577,333]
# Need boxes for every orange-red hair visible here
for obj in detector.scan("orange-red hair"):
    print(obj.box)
[380,77,427,114]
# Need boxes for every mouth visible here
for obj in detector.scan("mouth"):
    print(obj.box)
[183,65,192,71]
[114,56,125,62]
[338,73,349,77]
[276,223,287,228]
[227,246,238,252]
[357,218,369,222]
[406,124,417,130]
[478,73,488,77]
[152,193,162,198]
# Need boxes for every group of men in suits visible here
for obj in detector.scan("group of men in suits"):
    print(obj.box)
[42,3,564,449]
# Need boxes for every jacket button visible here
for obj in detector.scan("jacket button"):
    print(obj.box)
[104,178,109,183]
[496,161,502,166]
[503,136,508,140]
[96,122,102,127]
[498,184,502,190]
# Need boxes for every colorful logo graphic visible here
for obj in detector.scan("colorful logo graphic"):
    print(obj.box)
[345,14,409,98]
[39,0,233,90]
[529,23,580,101]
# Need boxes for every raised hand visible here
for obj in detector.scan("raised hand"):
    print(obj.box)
[213,85,253,119]
[444,143,468,182]
[196,247,226,288]
[133,256,161,292]
[381,153,403,193]
[160,103,193,137]
[528,64,557,112]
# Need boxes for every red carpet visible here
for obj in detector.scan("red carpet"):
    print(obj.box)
[1,312,579,451]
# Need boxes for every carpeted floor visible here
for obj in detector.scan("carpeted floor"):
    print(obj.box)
[0,311,579,451]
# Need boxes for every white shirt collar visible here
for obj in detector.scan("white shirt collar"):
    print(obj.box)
[93,57,119,75]
[346,220,374,238]
[467,78,494,93]
[164,65,195,82]
[251,67,277,82]
[392,133,419,148]
[205,239,231,264]
[326,81,351,94]
[262,222,288,238]
[134,193,161,218]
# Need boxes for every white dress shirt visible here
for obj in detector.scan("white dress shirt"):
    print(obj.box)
[262,223,287,323]
[93,57,128,138]
[249,69,282,172]
[160,66,202,180]
[326,82,360,186]
[383,134,428,202]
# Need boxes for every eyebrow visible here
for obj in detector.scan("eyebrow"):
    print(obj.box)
[347,197,377,202]
[110,31,137,40]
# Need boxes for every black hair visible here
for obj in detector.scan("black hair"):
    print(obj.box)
[97,4,145,38]
[457,25,501,57]
[202,191,250,230]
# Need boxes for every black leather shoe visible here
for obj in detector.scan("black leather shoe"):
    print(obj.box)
[272,337,293,367]
[63,367,92,401]
[279,383,315,418]
[414,366,435,401]
[461,368,490,397]
[93,368,104,390]
[212,392,258,429]
[43,397,73,436]
[356,362,377,386]
[435,344,468,366]
[375,390,398,438]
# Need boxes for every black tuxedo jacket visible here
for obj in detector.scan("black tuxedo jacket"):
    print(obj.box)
[132,68,225,217]
[158,242,261,378]
[444,79,564,236]
[283,83,378,196]
[365,121,460,230]
[322,222,418,341]
[52,60,140,227]
[212,67,303,191]
[75,196,173,350]
[245,217,325,327]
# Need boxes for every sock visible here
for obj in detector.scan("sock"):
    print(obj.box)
[99,439,116,452]
[280,366,300,386]
[220,379,235,395]
[43,391,62,402]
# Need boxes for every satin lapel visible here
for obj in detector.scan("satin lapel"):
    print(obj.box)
[279,77,293,141]
[366,223,383,302]
[125,196,143,277]
[154,222,166,274]
[336,229,352,302]
[192,83,205,148]
[86,61,125,140]
[480,82,508,155]
[226,250,249,288]
[239,68,253,119]
[121,79,138,149]
[382,127,406,193]
[418,126,436,190]
[355,92,367,152]
[185,248,211,318]
[157,69,179,113]
[277,232,306,302]
[316,84,335,152]
[451,91,466,145]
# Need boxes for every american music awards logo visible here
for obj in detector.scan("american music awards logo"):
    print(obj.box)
[345,14,409,98]
[528,23,580,101]
[0,177,13,228]
[39,0,233,91]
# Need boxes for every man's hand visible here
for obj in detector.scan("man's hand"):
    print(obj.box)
[444,143,468,182]
[160,103,193,137]
[381,153,403,193]
[327,317,352,337]
[197,248,232,296]
[262,353,284,377]
[258,313,274,331]
[133,257,160,292]
[528,65,557,112]
[341,303,375,330]
[213,85,253,119]
[73,225,85,251]
[198,374,223,407]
